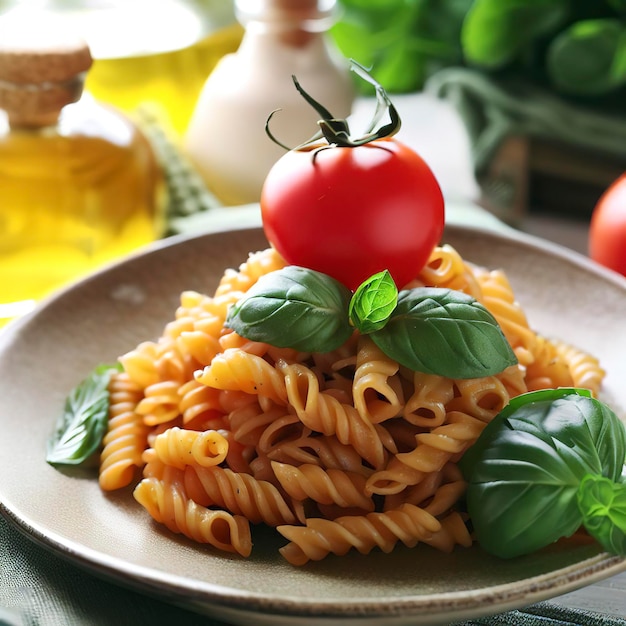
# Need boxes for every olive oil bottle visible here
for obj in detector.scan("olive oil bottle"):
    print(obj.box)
[0,17,165,323]
[85,21,244,137]
[49,0,243,136]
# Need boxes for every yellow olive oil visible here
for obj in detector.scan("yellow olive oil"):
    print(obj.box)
[0,16,166,324]
[0,100,165,315]
[85,24,243,136]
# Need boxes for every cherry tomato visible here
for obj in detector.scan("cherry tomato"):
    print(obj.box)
[260,138,445,291]
[589,173,626,277]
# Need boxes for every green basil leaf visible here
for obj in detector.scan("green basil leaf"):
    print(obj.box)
[491,388,626,481]
[369,41,427,94]
[546,19,626,95]
[226,266,353,353]
[494,387,592,421]
[461,0,568,69]
[349,270,398,334]
[370,287,517,378]
[46,363,121,466]
[578,475,626,556]
[460,389,626,558]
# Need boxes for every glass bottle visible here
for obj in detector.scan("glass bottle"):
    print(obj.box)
[0,15,166,323]
[0,0,243,137]
[184,0,355,206]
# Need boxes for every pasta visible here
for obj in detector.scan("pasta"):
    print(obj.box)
[134,477,252,556]
[279,360,390,469]
[98,244,605,564]
[182,465,298,526]
[353,336,404,422]
[99,372,148,491]
[276,503,471,566]
[151,427,228,469]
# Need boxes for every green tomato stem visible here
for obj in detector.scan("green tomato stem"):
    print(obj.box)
[265,59,401,151]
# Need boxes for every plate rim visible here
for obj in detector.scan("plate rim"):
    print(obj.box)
[3,501,625,622]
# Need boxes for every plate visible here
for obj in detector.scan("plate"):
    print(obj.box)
[1,223,625,626]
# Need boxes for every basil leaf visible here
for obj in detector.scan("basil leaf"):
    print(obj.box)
[578,475,626,556]
[370,287,517,378]
[546,19,626,95]
[502,388,626,481]
[226,266,353,353]
[47,363,121,466]
[349,270,398,334]
[460,389,626,558]
[493,387,591,421]
[461,0,569,69]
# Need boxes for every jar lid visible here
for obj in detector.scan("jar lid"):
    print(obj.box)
[0,18,92,84]
[0,14,92,125]
[235,0,336,30]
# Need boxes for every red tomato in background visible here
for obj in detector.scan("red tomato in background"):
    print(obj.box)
[260,138,445,291]
[589,173,626,277]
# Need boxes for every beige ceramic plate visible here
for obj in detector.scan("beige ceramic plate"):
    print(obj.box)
[1,223,625,626]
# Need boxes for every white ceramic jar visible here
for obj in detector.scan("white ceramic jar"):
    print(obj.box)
[184,0,355,206]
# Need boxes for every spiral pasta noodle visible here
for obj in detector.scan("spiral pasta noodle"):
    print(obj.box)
[271,461,375,512]
[353,335,404,423]
[177,379,224,428]
[267,434,372,476]
[99,372,149,491]
[402,372,454,428]
[133,477,252,556]
[555,339,604,395]
[280,360,388,469]
[95,244,605,564]
[472,267,537,360]
[196,348,288,406]
[182,465,297,526]
[151,427,228,469]
[277,503,445,565]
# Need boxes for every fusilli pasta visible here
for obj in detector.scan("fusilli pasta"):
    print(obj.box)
[96,245,605,565]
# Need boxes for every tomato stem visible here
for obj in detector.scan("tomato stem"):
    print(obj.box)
[266,59,401,152]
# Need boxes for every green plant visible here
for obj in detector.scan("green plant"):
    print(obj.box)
[332,0,626,98]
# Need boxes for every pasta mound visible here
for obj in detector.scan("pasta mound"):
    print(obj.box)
[99,245,604,564]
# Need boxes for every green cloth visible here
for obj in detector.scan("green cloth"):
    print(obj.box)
[138,109,226,232]
[1,117,625,626]
[425,67,626,176]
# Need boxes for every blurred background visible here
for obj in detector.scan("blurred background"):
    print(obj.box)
[0,0,243,136]
[332,0,626,227]
[0,0,625,320]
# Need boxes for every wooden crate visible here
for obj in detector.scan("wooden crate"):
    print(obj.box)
[478,134,626,226]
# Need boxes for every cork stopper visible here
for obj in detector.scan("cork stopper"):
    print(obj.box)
[0,15,93,127]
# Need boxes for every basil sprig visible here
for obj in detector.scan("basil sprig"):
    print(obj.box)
[460,388,626,559]
[349,270,398,334]
[46,363,121,466]
[226,266,517,378]
[578,475,626,556]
